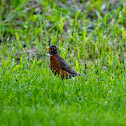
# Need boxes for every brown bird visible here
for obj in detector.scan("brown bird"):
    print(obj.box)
[46,45,81,79]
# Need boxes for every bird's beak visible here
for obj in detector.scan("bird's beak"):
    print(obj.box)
[46,47,51,51]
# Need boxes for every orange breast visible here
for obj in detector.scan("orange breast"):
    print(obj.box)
[50,55,60,70]
[50,55,70,79]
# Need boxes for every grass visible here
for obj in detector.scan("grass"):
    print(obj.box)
[0,0,126,125]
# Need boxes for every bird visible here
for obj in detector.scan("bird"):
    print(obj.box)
[46,45,81,79]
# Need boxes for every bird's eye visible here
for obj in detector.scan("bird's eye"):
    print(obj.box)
[52,47,55,50]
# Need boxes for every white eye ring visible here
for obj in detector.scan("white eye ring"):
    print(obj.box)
[52,47,55,50]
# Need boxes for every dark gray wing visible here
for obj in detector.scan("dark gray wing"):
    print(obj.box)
[57,55,81,77]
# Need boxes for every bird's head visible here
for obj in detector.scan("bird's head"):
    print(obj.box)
[46,45,58,55]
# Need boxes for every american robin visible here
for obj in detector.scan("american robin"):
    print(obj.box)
[46,45,81,79]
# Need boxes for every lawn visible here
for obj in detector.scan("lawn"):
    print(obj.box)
[0,0,126,125]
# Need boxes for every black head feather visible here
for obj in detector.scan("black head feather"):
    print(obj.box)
[48,45,58,55]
